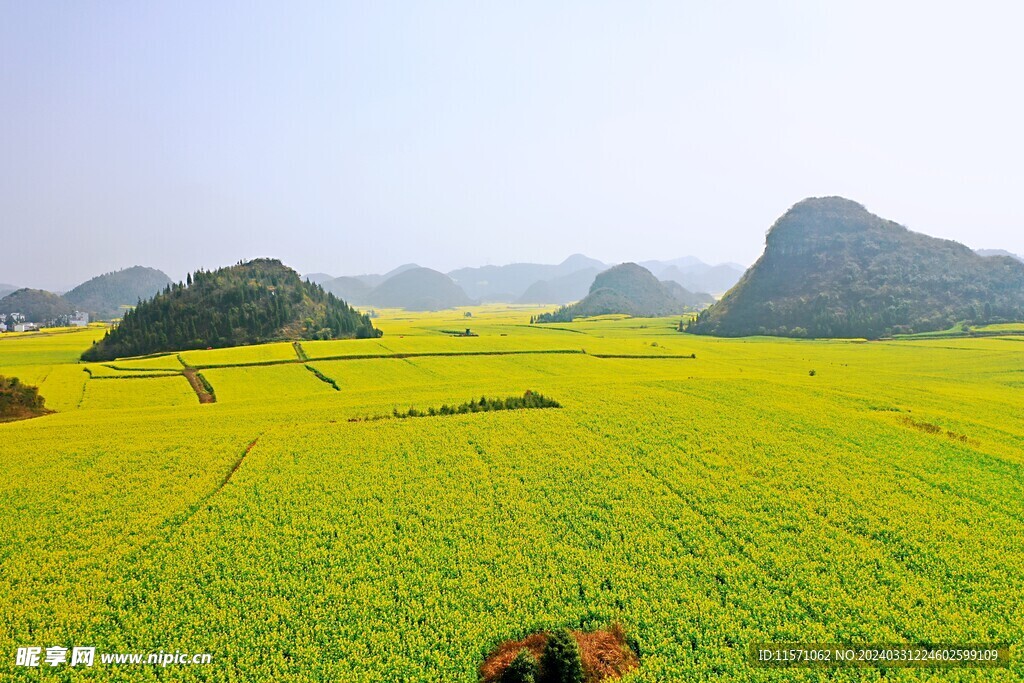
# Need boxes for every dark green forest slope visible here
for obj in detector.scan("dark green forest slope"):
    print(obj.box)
[689,197,1024,338]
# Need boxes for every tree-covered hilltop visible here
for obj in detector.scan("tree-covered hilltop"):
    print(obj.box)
[688,197,1024,338]
[82,259,381,361]
[534,263,713,322]
[64,266,172,320]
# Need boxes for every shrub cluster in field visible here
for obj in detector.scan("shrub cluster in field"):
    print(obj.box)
[486,625,637,683]
[0,375,48,420]
[502,630,584,683]
[393,391,560,419]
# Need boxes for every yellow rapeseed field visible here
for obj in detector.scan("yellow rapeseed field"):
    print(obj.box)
[0,307,1021,681]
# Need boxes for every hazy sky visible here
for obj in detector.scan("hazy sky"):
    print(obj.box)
[2,1,1023,290]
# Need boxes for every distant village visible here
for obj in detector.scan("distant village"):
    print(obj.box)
[0,311,89,332]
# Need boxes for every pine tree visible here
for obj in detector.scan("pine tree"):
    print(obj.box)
[539,630,584,683]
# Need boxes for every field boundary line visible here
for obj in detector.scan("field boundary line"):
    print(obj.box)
[589,354,696,359]
[304,364,340,390]
[187,348,585,369]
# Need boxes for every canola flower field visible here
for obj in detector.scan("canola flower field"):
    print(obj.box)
[0,308,1022,681]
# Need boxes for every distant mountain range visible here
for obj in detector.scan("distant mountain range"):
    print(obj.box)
[449,254,607,301]
[639,259,747,296]
[517,267,602,304]
[7,228,1022,329]
[308,253,744,310]
[535,263,713,322]
[690,197,1024,338]
[1,253,737,323]
[977,248,1024,263]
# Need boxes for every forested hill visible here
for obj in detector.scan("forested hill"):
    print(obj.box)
[535,263,712,322]
[688,197,1024,338]
[82,259,381,361]
[0,288,73,323]
[64,266,171,320]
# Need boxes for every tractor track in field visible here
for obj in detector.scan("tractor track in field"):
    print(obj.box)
[215,437,260,495]
[145,436,263,545]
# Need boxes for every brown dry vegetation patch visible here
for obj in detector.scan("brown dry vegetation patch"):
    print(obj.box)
[0,406,54,423]
[900,416,979,446]
[0,375,53,422]
[480,624,639,683]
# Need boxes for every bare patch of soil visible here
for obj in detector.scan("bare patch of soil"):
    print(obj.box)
[183,368,215,404]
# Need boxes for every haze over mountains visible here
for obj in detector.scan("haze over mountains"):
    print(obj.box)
[0,253,738,321]
[311,254,742,310]
[362,268,472,311]
[5,200,1024,333]
[977,249,1024,263]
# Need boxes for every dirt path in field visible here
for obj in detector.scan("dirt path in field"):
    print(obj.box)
[183,368,215,403]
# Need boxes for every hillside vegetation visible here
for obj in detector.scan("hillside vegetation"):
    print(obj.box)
[535,263,712,322]
[690,197,1024,338]
[81,259,380,361]
[64,266,172,320]
[0,288,73,324]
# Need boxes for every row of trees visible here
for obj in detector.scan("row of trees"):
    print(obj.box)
[393,391,560,419]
